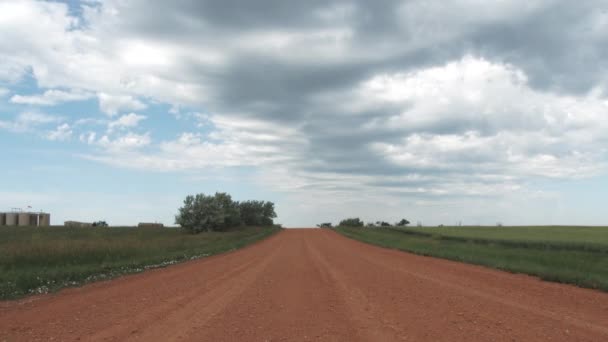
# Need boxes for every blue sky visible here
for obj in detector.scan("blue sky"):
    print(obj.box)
[1,0,608,227]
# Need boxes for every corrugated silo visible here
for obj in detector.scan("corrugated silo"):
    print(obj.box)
[6,213,18,226]
[18,213,30,226]
[39,213,50,227]
[0,213,5,226]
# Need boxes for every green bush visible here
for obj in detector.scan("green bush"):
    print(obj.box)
[339,218,364,227]
[396,218,410,226]
[239,200,276,226]
[175,192,276,233]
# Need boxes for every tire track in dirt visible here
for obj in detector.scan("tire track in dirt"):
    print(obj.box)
[1,229,607,341]
[188,229,364,341]
[90,241,281,341]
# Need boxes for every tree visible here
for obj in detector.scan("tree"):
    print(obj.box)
[376,221,391,227]
[176,192,238,233]
[338,218,364,227]
[261,201,277,225]
[215,192,242,228]
[396,218,410,226]
[176,193,276,233]
[239,200,264,226]
[317,222,333,228]
[239,200,276,226]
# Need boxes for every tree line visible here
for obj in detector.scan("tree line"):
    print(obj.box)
[176,192,277,233]
[317,217,410,228]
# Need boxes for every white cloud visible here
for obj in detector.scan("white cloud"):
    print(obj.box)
[0,87,9,97]
[79,131,97,145]
[10,89,93,106]
[83,115,304,170]
[107,112,146,131]
[46,123,72,141]
[2,0,608,225]
[96,132,151,151]
[0,111,61,132]
[74,117,108,127]
[97,93,147,116]
[77,51,608,198]
[357,56,608,178]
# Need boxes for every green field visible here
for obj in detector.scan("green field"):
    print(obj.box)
[407,226,608,249]
[0,226,280,300]
[336,226,608,291]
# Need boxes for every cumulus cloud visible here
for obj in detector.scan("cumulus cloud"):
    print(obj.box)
[79,131,97,145]
[0,111,61,132]
[86,115,303,170]
[81,55,608,200]
[93,132,151,152]
[10,89,93,106]
[107,112,146,131]
[46,123,72,141]
[97,93,147,116]
[2,0,608,224]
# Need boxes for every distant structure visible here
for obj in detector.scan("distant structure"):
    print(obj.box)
[64,221,93,228]
[138,223,164,229]
[0,210,50,227]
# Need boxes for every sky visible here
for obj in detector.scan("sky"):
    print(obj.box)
[1,0,608,227]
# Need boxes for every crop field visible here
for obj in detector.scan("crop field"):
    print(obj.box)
[336,225,608,291]
[0,226,280,300]
[408,225,608,248]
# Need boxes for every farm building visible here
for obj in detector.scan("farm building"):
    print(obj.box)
[0,212,50,227]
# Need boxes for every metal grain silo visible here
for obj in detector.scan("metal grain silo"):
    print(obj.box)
[39,213,50,227]
[0,213,5,226]
[18,213,30,226]
[29,214,39,226]
[6,213,18,226]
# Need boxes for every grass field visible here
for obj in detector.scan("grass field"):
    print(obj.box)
[336,226,608,291]
[0,226,280,300]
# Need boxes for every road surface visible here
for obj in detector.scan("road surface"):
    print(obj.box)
[1,229,607,341]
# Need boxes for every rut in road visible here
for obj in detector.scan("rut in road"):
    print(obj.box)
[1,229,607,341]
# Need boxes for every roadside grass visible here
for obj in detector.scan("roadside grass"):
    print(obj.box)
[0,226,280,300]
[335,226,608,291]
[407,225,608,251]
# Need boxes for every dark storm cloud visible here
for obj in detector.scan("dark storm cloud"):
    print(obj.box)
[110,0,401,34]
[468,0,608,94]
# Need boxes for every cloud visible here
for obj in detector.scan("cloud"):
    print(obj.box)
[10,89,93,106]
[94,132,151,152]
[1,0,608,224]
[73,117,108,127]
[97,93,147,116]
[46,123,72,141]
[107,112,146,131]
[0,111,62,132]
[79,131,97,145]
[85,116,301,170]
[79,55,608,201]
[0,87,9,97]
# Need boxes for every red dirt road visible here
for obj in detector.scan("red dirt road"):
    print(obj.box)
[1,229,607,341]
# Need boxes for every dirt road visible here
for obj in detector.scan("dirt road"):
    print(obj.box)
[1,229,607,341]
